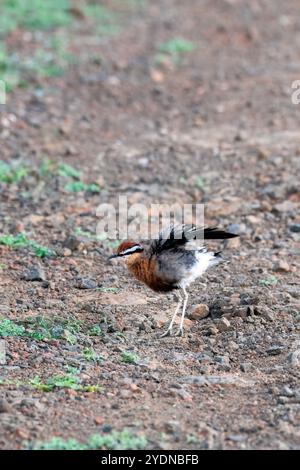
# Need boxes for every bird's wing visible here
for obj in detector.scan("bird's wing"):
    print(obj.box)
[149,225,238,255]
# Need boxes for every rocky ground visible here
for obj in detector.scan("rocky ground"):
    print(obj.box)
[0,0,299,450]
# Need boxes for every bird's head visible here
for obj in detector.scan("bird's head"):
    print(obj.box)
[108,241,144,261]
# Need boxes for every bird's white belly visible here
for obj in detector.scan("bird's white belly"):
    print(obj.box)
[179,251,217,289]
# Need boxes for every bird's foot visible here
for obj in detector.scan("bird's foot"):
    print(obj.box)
[174,327,184,337]
[160,328,173,338]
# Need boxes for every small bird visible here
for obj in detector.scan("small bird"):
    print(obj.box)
[109,225,238,337]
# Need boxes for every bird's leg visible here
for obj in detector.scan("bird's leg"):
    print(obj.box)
[175,288,189,336]
[160,291,182,338]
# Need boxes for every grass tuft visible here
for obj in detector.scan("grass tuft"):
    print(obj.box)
[30,429,147,450]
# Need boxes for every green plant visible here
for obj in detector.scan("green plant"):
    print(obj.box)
[83,4,120,36]
[121,352,139,364]
[0,160,28,184]
[98,287,119,293]
[30,372,101,393]
[58,163,81,180]
[88,325,102,336]
[83,347,103,363]
[26,316,81,343]
[31,373,76,391]
[30,429,147,450]
[156,37,195,65]
[0,233,54,258]
[0,318,25,337]
[195,176,206,190]
[0,0,72,35]
[65,181,100,193]
[260,276,278,286]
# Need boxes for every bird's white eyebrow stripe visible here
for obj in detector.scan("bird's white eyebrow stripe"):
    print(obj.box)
[121,245,141,255]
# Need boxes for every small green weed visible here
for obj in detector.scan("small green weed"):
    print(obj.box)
[88,325,102,336]
[30,429,147,450]
[260,276,278,286]
[195,176,206,190]
[0,233,54,258]
[83,347,104,363]
[98,287,119,293]
[65,181,101,193]
[26,316,81,343]
[0,160,28,184]
[156,37,195,65]
[83,4,120,36]
[0,0,72,35]
[58,163,81,180]
[30,372,101,393]
[0,318,25,338]
[121,352,139,364]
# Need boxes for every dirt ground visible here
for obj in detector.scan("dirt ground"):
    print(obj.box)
[0,0,299,450]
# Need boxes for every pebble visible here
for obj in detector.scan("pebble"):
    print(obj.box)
[273,260,290,272]
[63,235,81,251]
[287,350,300,367]
[21,265,46,282]
[180,375,255,387]
[240,362,254,373]
[215,317,231,332]
[274,201,297,213]
[208,326,219,336]
[0,398,12,413]
[190,304,209,320]
[74,277,98,289]
[281,386,294,397]
[254,305,275,321]
[289,224,300,233]
[266,345,286,356]
[214,355,230,366]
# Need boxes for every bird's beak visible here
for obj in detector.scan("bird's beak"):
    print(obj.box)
[108,253,119,260]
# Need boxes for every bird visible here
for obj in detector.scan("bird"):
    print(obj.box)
[109,225,238,337]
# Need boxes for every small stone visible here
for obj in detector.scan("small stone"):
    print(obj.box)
[278,396,289,404]
[281,385,294,397]
[94,416,104,425]
[273,260,290,272]
[0,398,12,413]
[21,265,46,282]
[227,434,246,442]
[227,223,244,235]
[214,355,230,366]
[63,235,81,251]
[138,321,152,333]
[287,350,300,367]
[164,420,181,435]
[15,428,29,440]
[267,345,286,356]
[190,304,209,320]
[274,201,297,213]
[289,224,300,233]
[240,362,254,373]
[208,326,219,336]
[257,148,270,160]
[215,317,231,332]
[74,277,98,289]
[228,341,239,351]
[254,305,275,321]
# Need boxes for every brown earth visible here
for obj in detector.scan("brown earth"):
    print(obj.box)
[0,0,299,450]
